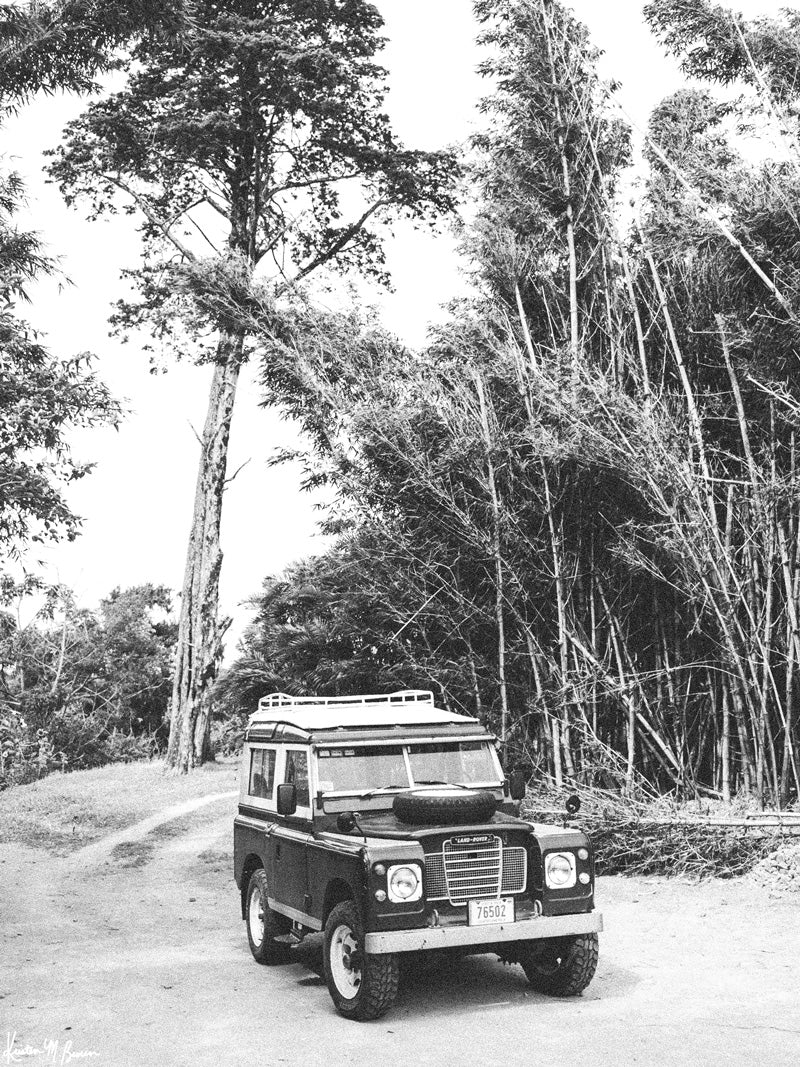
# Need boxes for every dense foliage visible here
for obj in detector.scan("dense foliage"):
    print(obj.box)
[0,584,176,788]
[219,0,800,807]
[0,0,190,103]
[0,164,119,598]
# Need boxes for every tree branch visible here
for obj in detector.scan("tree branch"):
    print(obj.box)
[280,198,387,293]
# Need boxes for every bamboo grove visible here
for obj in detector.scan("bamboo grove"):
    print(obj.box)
[217,0,800,807]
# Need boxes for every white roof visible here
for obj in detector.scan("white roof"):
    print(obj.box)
[249,690,480,732]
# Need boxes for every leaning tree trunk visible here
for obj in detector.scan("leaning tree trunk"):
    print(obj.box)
[166,329,245,770]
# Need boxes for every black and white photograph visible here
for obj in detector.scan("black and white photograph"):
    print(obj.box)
[1,1,799,1063]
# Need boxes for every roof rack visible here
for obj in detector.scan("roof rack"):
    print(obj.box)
[257,690,434,711]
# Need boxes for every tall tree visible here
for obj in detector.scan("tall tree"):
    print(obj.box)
[46,1,457,770]
[472,0,630,375]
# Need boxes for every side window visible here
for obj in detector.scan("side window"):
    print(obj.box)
[284,749,310,808]
[249,747,276,800]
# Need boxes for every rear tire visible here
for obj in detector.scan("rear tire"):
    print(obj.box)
[323,901,399,1020]
[246,868,291,965]
[519,933,599,996]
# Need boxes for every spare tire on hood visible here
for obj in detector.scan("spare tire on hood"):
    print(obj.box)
[392,786,497,826]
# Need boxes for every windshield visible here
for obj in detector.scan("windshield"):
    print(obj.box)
[408,742,497,785]
[316,741,500,795]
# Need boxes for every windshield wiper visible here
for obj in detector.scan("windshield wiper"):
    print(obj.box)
[414,780,473,789]
[361,783,406,799]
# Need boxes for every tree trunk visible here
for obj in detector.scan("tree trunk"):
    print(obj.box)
[166,330,244,771]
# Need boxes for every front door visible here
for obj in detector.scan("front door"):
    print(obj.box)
[268,747,312,920]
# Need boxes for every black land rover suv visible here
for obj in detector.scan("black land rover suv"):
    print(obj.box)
[233,690,602,1020]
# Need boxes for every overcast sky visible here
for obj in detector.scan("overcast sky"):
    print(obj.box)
[3,0,781,651]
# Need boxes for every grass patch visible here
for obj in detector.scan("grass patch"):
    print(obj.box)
[0,758,238,854]
[110,840,156,868]
[196,846,229,874]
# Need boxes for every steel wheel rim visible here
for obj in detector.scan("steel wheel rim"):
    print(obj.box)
[248,883,265,947]
[329,923,361,999]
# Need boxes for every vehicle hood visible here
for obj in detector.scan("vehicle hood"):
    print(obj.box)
[353,808,532,842]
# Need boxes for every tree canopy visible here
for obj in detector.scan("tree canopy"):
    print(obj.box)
[0,164,119,596]
[47,0,458,351]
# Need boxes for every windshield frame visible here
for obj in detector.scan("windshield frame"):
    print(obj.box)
[312,735,504,798]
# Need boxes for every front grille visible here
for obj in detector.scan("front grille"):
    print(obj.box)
[423,835,528,905]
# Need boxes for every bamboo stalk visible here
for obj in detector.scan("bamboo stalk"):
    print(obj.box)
[474,373,510,749]
[721,677,732,802]
[637,216,718,529]
[542,462,575,780]
[540,0,579,372]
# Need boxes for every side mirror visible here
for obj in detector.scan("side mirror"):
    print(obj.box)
[276,782,297,817]
[565,794,581,816]
[336,811,358,834]
[508,769,527,801]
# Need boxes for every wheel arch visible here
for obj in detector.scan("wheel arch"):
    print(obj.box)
[240,853,264,919]
[323,877,356,926]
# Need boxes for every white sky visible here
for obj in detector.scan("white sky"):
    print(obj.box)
[2,0,785,652]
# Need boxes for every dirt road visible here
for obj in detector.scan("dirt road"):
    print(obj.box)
[3,793,799,1067]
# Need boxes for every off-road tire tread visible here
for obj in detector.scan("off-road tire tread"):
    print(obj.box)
[521,933,599,996]
[393,789,497,826]
[324,901,399,1021]
[246,868,291,965]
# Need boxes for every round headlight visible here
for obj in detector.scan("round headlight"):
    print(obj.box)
[389,866,419,899]
[387,864,422,903]
[545,852,576,888]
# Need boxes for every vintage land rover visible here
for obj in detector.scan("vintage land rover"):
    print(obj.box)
[233,690,602,1020]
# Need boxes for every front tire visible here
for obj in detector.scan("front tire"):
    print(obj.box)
[246,868,291,965]
[519,933,599,996]
[323,901,399,1020]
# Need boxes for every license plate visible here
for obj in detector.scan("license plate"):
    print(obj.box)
[467,897,515,926]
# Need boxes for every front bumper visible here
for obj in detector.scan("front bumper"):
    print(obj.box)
[364,910,603,954]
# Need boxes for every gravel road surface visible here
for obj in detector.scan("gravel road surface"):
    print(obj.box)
[3,793,799,1066]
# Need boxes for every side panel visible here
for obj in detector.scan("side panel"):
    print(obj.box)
[233,815,270,888]
[305,838,365,927]
[268,826,311,912]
